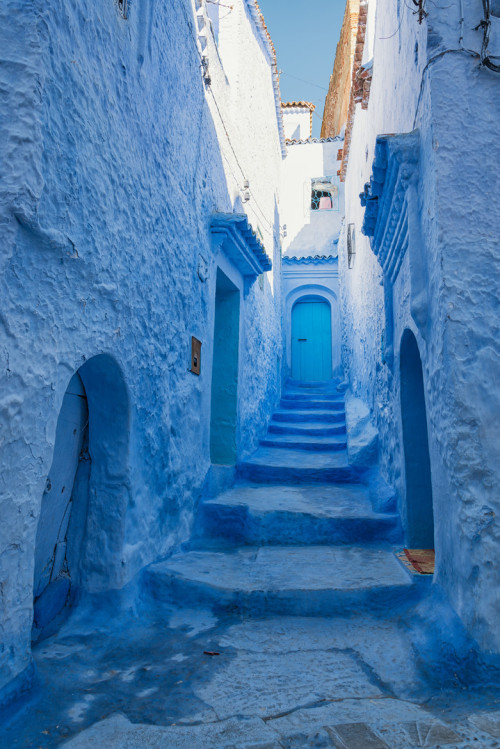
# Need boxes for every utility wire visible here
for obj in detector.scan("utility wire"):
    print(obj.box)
[188,13,277,234]
[280,70,329,92]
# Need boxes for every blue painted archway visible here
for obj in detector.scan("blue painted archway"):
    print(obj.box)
[400,329,434,549]
[291,296,332,381]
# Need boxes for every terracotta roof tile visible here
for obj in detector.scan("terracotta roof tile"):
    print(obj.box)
[281,101,316,111]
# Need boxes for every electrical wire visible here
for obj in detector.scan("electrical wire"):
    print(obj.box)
[279,71,329,92]
[207,86,275,231]
[479,0,500,71]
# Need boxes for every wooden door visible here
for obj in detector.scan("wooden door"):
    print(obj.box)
[291,299,332,381]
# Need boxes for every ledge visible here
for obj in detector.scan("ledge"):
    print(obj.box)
[211,213,272,277]
[286,136,342,146]
[282,254,338,265]
[359,131,419,282]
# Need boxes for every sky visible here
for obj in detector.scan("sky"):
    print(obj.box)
[258,0,346,137]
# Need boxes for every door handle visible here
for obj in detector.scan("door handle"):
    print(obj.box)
[298,338,307,341]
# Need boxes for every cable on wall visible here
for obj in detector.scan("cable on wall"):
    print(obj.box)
[477,0,500,71]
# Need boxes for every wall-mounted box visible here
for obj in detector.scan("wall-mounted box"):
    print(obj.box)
[190,336,201,375]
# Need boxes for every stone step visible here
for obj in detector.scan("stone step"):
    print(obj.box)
[238,447,358,484]
[260,434,348,451]
[268,420,346,437]
[281,393,345,403]
[237,447,360,484]
[280,399,345,411]
[273,409,345,423]
[145,545,417,617]
[286,379,344,390]
[195,483,402,546]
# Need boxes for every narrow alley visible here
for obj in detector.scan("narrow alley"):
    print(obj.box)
[1,0,500,746]
[2,381,500,747]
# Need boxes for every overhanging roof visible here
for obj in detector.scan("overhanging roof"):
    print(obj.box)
[210,213,272,277]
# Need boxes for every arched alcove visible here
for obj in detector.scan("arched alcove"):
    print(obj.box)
[33,354,130,638]
[291,295,332,381]
[400,329,434,549]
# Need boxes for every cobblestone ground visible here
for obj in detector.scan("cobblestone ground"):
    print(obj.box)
[1,598,500,749]
[3,383,500,748]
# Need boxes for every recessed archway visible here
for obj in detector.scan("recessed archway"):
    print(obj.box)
[400,329,434,549]
[32,354,130,638]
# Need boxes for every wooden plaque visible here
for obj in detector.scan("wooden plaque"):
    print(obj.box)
[191,336,201,375]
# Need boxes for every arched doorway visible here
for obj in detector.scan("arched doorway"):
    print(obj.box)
[33,354,129,638]
[400,329,434,549]
[291,296,332,381]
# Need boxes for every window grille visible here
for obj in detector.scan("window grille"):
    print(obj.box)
[311,176,340,212]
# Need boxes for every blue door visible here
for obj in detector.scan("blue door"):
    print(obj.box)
[291,299,332,381]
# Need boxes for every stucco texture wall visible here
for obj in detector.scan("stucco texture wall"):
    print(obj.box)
[339,0,500,652]
[0,0,282,696]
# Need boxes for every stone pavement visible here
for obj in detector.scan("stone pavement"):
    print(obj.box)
[2,381,500,747]
[2,603,500,748]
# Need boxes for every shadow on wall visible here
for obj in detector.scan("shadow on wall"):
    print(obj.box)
[32,354,130,640]
[400,329,435,550]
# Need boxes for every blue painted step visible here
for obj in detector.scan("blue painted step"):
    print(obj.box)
[281,393,345,403]
[145,545,420,617]
[237,447,359,484]
[196,483,402,547]
[273,409,345,423]
[268,421,346,437]
[280,399,345,411]
[260,434,347,451]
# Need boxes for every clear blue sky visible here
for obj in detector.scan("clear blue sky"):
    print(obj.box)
[258,0,346,137]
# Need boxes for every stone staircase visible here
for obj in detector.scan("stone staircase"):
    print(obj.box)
[145,381,421,617]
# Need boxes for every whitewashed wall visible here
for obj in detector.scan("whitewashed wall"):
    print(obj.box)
[281,141,343,259]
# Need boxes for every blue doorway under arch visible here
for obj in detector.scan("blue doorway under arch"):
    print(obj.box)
[291,297,332,381]
[400,329,435,549]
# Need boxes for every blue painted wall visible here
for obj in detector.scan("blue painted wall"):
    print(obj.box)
[339,0,500,653]
[0,0,282,697]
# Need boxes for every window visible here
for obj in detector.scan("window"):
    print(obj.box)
[311,176,339,211]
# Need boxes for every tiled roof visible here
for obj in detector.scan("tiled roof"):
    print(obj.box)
[285,136,342,146]
[282,254,338,265]
[281,101,316,111]
[246,1,287,157]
